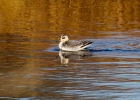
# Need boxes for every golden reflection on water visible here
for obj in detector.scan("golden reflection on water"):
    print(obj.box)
[1,0,140,36]
[0,0,140,99]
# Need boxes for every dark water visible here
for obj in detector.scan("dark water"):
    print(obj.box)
[0,0,140,100]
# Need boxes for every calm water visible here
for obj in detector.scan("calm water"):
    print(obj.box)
[0,0,140,100]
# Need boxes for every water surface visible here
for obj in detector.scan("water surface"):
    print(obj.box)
[0,0,140,100]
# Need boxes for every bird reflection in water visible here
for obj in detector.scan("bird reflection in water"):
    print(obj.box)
[59,50,92,66]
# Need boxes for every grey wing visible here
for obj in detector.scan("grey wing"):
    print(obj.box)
[63,40,92,48]
[63,40,81,48]
[80,40,93,48]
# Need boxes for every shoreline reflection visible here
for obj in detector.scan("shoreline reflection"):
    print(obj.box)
[59,50,92,66]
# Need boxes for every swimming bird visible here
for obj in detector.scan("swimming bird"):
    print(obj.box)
[59,34,92,51]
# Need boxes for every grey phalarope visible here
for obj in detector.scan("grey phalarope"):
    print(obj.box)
[59,34,92,51]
